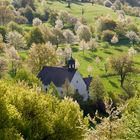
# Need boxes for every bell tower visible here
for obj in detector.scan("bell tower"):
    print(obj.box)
[67,56,75,71]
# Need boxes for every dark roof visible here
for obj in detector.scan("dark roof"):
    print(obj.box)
[38,66,77,87]
[83,77,92,89]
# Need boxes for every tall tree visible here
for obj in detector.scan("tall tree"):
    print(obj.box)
[28,43,58,74]
[109,54,135,87]
[0,3,14,25]
[27,27,44,47]
[5,47,21,76]
[77,25,91,42]
[89,76,106,103]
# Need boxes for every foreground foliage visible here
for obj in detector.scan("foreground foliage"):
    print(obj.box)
[0,80,88,140]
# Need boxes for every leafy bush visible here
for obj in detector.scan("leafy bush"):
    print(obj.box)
[7,21,23,33]
[0,80,88,140]
[102,30,115,42]
[97,17,117,33]
[0,26,7,42]
[27,27,44,47]
[15,68,40,86]
[104,0,112,7]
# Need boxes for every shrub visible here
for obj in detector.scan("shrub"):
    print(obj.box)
[77,25,91,42]
[0,80,88,140]
[104,0,112,8]
[0,26,7,42]
[102,30,116,42]
[14,15,28,24]
[22,6,34,24]
[7,21,23,33]
[6,31,26,50]
[32,18,42,26]
[97,16,117,32]
[101,42,110,48]
[27,27,44,47]
[49,10,58,26]
[15,68,40,86]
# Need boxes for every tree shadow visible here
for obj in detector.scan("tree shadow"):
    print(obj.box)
[103,51,113,55]
[89,53,97,58]
[83,56,93,62]
[109,80,118,88]
[72,1,83,5]
[72,47,79,52]
[135,47,140,52]
[114,48,123,52]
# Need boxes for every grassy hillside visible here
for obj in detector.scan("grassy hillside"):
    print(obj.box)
[37,1,140,25]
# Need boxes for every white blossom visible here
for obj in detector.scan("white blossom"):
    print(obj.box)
[63,29,75,44]
[111,35,119,44]
[55,19,63,29]
[33,18,42,26]
[128,47,137,57]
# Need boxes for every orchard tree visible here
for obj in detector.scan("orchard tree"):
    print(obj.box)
[89,76,106,103]
[109,54,135,87]
[27,27,44,47]
[5,47,21,76]
[62,79,75,98]
[63,29,75,44]
[55,19,63,29]
[0,4,14,25]
[12,0,35,9]
[91,0,94,5]
[77,25,91,42]
[22,6,34,24]
[64,45,72,59]
[67,0,72,8]
[87,100,123,140]
[104,0,113,7]
[0,57,7,78]
[49,10,58,26]
[68,15,78,28]
[28,43,58,74]
[79,40,88,55]
[95,56,101,64]
[6,31,27,50]
[75,59,80,69]
[87,65,93,74]
[126,31,139,46]
[111,35,119,44]
[51,28,65,47]
[96,16,117,33]
[56,47,65,65]
[15,68,40,87]
[39,25,54,43]
[74,21,82,32]
[32,18,42,26]
[7,21,23,33]
[58,10,69,24]
[128,47,137,57]
[88,38,98,51]
[0,35,5,53]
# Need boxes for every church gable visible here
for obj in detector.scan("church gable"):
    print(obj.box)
[71,71,88,100]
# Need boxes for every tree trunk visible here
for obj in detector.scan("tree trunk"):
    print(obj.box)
[120,75,125,88]
[68,1,71,8]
